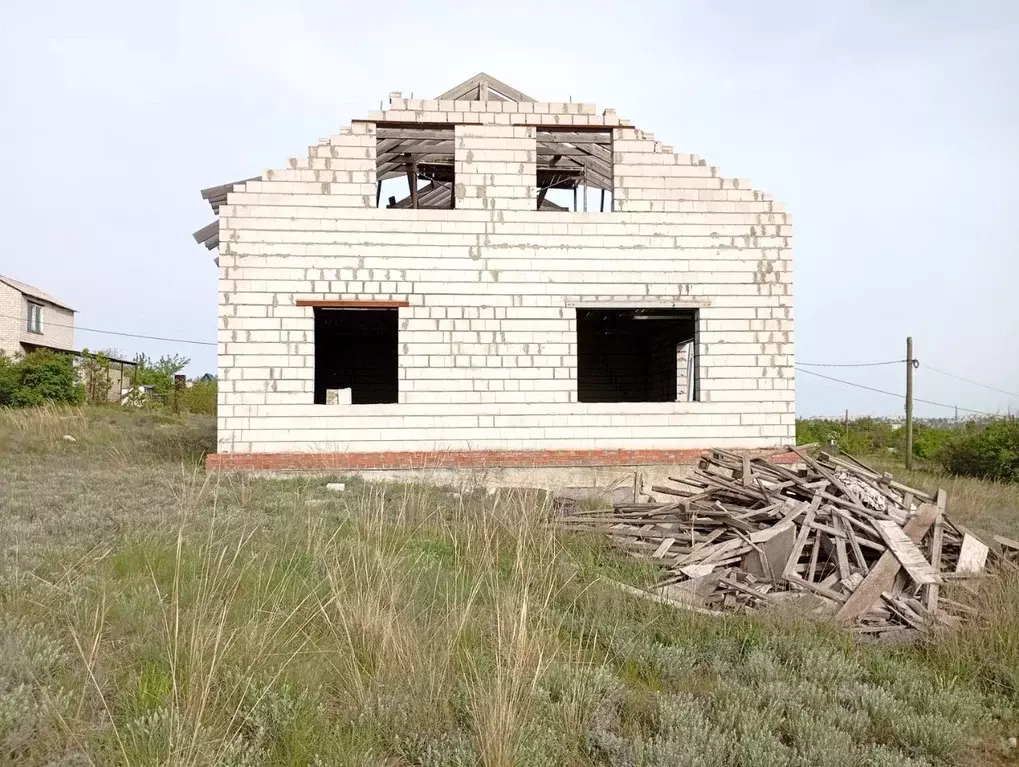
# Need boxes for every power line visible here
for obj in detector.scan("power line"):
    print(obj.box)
[795,367,995,416]
[0,312,215,347]
[75,323,215,346]
[798,356,1019,400]
[798,359,904,368]
[922,365,1019,400]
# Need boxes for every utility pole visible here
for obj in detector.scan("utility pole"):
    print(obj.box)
[845,409,849,443]
[905,336,914,469]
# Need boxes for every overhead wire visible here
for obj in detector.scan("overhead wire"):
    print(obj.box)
[797,359,904,368]
[922,365,1019,400]
[795,367,996,416]
[0,312,216,347]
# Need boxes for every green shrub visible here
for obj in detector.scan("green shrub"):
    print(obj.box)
[797,418,960,461]
[936,420,1019,482]
[910,424,954,460]
[0,350,83,407]
[184,378,217,415]
[796,417,900,456]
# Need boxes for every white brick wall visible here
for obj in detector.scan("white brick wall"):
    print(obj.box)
[0,282,75,357]
[215,98,794,454]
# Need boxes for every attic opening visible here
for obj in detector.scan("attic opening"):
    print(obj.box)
[314,308,398,404]
[375,127,456,209]
[577,308,697,403]
[537,130,613,212]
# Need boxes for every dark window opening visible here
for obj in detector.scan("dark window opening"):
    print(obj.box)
[375,127,456,209]
[314,308,398,404]
[577,308,697,403]
[537,130,613,212]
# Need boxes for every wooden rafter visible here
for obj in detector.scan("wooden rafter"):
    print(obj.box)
[437,72,534,103]
[404,153,418,208]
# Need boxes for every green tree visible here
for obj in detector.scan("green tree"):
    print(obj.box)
[131,354,190,395]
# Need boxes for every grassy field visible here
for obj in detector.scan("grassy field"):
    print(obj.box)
[2,407,1019,766]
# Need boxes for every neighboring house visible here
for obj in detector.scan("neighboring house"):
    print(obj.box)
[0,275,75,358]
[0,274,138,403]
[195,73,794,473]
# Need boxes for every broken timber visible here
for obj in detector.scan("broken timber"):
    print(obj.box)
[555,447,996,636]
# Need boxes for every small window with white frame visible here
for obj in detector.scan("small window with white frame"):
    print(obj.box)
[26,302,43,334]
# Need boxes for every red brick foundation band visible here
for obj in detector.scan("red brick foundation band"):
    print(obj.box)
[206,448,799,471]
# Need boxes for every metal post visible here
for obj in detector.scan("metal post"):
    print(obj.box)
[905,336,914,469]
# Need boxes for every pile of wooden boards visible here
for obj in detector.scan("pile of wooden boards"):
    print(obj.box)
[557,448,1010,636]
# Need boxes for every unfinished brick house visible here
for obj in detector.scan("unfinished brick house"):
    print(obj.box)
[195,73,794,473]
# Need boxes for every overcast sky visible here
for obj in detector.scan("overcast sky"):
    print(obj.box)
[1,1,1016,417]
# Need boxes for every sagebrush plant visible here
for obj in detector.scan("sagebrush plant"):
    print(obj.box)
[2,407,1019,765]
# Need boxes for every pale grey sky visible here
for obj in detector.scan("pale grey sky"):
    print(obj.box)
[1,1,1016,417]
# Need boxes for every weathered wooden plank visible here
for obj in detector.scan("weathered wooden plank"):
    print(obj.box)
[923,501,945,612]
[835,503,940,624]
[873,520,941,585]
[806,531,821,582]
[743,522,796,584]
[606,579,722,617]
[785,573,848,603]
[994,533,1019,551]
[881,592,925,630]
[833,515,852,580]
[957,534,990,574]
[653,538,676,559]
[782,499,820,578]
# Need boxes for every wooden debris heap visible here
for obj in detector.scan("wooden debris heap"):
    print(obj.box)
[557,448,1008,635]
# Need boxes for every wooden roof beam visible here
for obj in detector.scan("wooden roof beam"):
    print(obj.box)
[376,127,455,140]
[535,131,612,144]
[437,72,535,103]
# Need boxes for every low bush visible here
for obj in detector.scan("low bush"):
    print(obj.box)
[184,378,217,415]
[936,420,1019,482]
[0,349,83,407]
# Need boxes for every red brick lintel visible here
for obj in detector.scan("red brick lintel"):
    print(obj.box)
[206,448,799,472]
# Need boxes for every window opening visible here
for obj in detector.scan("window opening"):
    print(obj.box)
[536,130,613,212]
[375,127,456,209]
[577,308,697,403]
[314,308,398,404]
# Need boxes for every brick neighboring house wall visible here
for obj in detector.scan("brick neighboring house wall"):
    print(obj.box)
[0,279,75,358]
[212,92,794,464]
[0,281,20,358]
